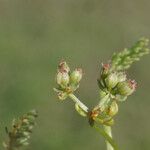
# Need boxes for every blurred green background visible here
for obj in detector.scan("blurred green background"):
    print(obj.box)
[0,0,150,150]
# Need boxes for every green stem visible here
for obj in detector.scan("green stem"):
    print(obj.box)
[103,125,114,150]
[68,93,118,150]
[68,93,88,113]
[93,125,118,150]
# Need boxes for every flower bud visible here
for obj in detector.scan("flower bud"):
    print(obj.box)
[117,72,126,82]
[58,61,70,73]
[56,71,70,88]
[115,94,127,102]
[107,101,118,117]
[117,80,137,96]
[70,68,83,84]
[101,63,110,76]
[105,72,118,89]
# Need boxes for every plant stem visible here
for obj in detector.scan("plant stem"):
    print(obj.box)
[68,93,118,150]
[68,93,88,113]
[93,124,118,150]
[103,125,114,150]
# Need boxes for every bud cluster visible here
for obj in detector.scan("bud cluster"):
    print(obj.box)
[55,61,83,100]
[54,38,149,150]
[4,110,38,150]
[91,63,137,126]
[98,63,137,100]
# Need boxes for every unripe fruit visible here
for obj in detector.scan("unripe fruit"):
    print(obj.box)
[117,72,126,82]
[117,80,137,96]
[105,72,118,89]
[56,72,70,88]
[108,101,118,117]
[70,68,83,84]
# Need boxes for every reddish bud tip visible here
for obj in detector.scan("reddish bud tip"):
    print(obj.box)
[102,63,110,70]
[128,79,137,90]
[58,61,70,73]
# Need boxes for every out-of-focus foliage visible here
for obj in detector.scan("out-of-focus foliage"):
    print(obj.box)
[0,1,150,150]
[4,110,37,150]
[111,38,149,71]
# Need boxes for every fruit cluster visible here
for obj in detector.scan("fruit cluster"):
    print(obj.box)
[55,61,83,100]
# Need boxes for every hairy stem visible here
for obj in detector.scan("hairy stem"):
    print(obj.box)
[103,125,114,150]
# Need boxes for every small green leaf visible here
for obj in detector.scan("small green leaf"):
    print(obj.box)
[75,103,87,117]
